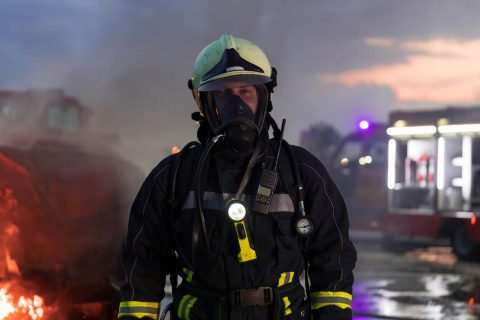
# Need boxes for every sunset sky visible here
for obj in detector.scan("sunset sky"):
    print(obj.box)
[1,0,480,169]
[323,37,480,104]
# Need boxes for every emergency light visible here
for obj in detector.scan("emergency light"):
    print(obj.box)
[438,123,480,134]
[359,120,370,130]
[387,126,437,137]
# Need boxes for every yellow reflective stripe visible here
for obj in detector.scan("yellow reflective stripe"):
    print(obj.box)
[185,296,198,320]
[311,291,352,300]
[277,271,295,287]
[118,301,160,319]
[119,301,160,308]
[118,312,157,319]
[282,296,292,315]
[312,302,351,309]
[177,294,198,320]
[182,267,194,283]
[311,291,352,310]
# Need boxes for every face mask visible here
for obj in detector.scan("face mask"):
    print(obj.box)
[218,95,257,153]
[203,84,268,153]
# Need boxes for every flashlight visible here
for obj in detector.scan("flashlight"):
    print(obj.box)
[225,199,257,263]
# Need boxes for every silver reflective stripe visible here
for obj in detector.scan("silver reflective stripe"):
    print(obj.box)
[182,191,294,213]
[269,194,294,212]
[119,306,159,315]
[285,271,294,284]
[182,191,249,211]
[312,296,352,305]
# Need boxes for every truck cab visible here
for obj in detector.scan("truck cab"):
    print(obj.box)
[328,121,388,231]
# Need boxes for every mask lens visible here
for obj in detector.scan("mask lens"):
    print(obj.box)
[213,85,258,120]
[203,83,268,135]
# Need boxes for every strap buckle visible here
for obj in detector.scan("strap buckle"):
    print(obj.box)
[230,287,273,307]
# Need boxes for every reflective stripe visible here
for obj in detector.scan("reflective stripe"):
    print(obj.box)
[182,191,294,213]
[278,272,295,316]
[118,301,159,319]
[177,294,198,320]
[182,267,194,283]
[184,296,197,320]
[282,296,292,315]
[269,194,294,213]
[311,291,352,310]
[277,271,295,287]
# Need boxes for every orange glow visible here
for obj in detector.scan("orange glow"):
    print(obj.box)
[0,153,28,176]
[171,146,181,154]
[3,245,20,276]
[322,37,480,104]
[0,285,45,319]
[472,214,477,225]
[0,188,18,215]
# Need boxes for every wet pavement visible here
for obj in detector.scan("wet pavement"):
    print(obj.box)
[352,235,480,320]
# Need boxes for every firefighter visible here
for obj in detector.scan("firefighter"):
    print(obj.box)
[118,34,357,320]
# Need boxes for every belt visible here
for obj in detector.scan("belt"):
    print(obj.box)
[181,280,299,307]
[180,281,301,320]
[230,286,273,307]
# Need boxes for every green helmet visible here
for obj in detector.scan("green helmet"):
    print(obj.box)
[189,34,276,115]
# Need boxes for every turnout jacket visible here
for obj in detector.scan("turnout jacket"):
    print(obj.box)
[118,140,357,320]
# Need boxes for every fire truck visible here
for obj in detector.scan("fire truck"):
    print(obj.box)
[327,107,480,260]
[386,107,480,259]
[0,89,145,318]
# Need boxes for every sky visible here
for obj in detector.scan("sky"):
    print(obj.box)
[1,0,480,171]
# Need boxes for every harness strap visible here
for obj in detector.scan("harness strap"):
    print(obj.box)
[179,280,300,320]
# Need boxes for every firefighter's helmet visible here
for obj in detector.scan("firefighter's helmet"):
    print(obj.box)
[188,34,276,136]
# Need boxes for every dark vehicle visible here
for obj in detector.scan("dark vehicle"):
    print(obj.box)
[327,121,388,232]
[0,89,144,318]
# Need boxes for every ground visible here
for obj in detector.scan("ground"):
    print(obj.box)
[352,233,479,320]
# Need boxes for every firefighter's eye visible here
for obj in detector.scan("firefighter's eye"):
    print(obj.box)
[238,87,255,97]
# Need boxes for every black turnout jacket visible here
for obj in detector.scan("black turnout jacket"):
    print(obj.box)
[118,140,356,320]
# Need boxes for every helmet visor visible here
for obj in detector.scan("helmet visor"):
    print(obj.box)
[198,74,271,92]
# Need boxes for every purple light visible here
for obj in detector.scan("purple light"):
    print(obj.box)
[359,120,370,130]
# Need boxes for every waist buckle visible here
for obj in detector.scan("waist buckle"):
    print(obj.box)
[230,286,273,307]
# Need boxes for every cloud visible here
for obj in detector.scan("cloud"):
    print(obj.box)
[322,38,480,104]
[366,37,395,48]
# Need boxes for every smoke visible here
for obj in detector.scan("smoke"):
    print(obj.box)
[2,0,480,170]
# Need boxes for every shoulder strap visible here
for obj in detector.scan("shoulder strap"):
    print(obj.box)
[168,140,200,296]
[275,139,298,206]
[169,141,201,207]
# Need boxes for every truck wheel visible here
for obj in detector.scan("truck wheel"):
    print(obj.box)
[451,225,480,260]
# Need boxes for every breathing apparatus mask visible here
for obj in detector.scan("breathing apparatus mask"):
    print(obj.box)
[200,82,269,153]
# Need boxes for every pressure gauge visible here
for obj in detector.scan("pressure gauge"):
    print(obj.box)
[227,200,247,221]
[296,217,314,237]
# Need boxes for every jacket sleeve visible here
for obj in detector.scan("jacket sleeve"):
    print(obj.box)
[118,156,176,320]
[295,147,357,320]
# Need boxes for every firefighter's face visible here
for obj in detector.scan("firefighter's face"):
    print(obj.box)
[212,83,258,114]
